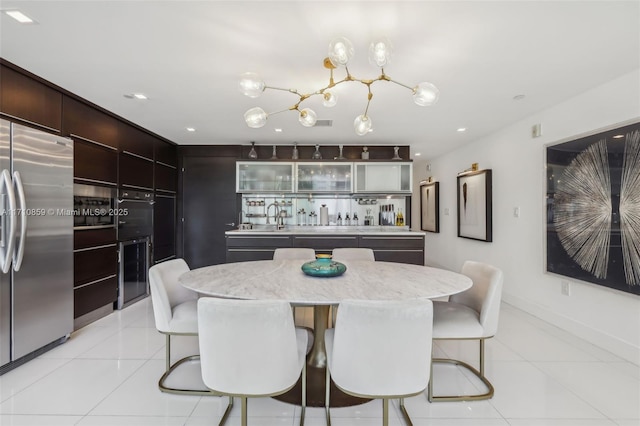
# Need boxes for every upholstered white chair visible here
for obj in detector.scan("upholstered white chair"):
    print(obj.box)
[331,248,375,262]
[325,299,433,426]
[150,258,214,397]
[273,247,316,261]
[428,260,504,402]
[198,298,308,426]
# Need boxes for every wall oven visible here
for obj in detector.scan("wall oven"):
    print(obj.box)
[117,189,153,241]
[73,184,116,230]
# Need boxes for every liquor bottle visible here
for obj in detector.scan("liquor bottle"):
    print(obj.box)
[396,208,404,226]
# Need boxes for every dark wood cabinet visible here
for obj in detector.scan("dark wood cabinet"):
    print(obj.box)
[74,276,118,318]
[73,228,118,320]
[226,235,292,262]
[358,235,425,265]
[225,232,425,265]
[156,141,177,167]
[0,64,62,131]
[73,137,118,185]
[62,96,120,149]
[119,152,154,190]
[180,150,241,268]
[153,194,176,263]
[119,124,154,159]
[155,163,177,192]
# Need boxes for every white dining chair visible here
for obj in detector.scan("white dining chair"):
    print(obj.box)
[149,258,228,401]
[273,247,316,260]
[428,260,504,402]
[325,299,433,426]
[198,297,308,426]
[331,248,375,261]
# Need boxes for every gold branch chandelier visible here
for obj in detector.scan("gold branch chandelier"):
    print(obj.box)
[239,37,440,136]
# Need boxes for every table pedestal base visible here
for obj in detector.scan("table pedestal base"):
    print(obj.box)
[273,363,371,407]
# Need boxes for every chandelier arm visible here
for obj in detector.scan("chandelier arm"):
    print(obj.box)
[387,78,415,91]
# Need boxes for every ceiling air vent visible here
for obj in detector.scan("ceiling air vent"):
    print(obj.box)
[314,119,333,127]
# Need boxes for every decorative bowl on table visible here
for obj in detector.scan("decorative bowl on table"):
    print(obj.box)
[301,255,347,277]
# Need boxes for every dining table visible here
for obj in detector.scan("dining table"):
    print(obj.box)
[179,258,472,407]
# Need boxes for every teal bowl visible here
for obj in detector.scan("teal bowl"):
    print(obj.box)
[301,257,347,277]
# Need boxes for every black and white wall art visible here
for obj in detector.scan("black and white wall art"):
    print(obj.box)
[546,121,640,295]
[420,180,439,233]
[457,169,492,242]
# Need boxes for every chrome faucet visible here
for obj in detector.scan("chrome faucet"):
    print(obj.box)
[266,203,279,224]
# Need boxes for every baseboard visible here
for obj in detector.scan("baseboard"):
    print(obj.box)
[502,294,639,365]
[74,304,113,330]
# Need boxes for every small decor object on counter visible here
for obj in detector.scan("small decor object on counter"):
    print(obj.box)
[292,142,299,160]
[336,144,345,160]
[392,146,402,160]
[320,204,329,225]
[336,212,343,226]
[248,141,258,159]
[271,145,278,159]
[352,212,359,226]
[344,213,350,226]
[309,211,318,226]
[361,146,369,160]
[301,255,347,278]
[312,144,323,159]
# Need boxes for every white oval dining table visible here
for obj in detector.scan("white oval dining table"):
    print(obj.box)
[179,259,472,366]
[179,259,472,407]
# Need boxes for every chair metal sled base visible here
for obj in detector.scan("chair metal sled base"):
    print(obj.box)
[428,357,494,402]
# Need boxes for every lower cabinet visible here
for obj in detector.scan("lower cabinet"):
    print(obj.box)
[358,235,425,265]
[226,235,292,262]
[226,233,424,265]
[73,228,118,322]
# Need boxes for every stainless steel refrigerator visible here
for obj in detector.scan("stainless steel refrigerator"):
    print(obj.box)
[0,119,73,371]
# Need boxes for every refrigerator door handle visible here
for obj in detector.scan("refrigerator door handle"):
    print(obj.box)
[12,171,27,271]
[0,169,17,273]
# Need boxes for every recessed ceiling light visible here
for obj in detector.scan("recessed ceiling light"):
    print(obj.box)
[274,128,283,133]
[133,93,147,100]
[415,153,421,156]
[5,10,34,23]
[513,94,526,101]
[612,134,624,139]
[186,127,196,132]
[457,127,467,132]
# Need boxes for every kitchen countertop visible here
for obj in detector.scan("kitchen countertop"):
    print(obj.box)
[226,226,425,236]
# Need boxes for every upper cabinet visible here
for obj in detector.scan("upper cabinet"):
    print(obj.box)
[1,65,62,132]
[62,96,120,149]
[354,162,412,193]
[237,162,294,192]
[296,162,353,193]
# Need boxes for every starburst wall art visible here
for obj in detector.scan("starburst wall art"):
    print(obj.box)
[546,121,640,295]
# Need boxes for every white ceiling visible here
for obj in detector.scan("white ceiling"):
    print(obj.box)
[1,1,638,158]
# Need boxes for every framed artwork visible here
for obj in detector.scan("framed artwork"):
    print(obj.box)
[457,169,492,242]
[420,181,439,232]
[546,120,640,295]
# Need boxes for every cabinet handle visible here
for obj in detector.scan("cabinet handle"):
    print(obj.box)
[225,222,235,227]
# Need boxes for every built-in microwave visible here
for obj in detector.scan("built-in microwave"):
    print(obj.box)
[73,183,117,229]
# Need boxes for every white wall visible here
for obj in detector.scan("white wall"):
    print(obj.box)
[412,69,640,364]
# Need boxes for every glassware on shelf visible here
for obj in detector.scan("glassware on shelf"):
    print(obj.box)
[271,145,278,159]
[292,142,299,160]
[392,146,402,160]
[311,144,322,160]
[248,141,258,159]
[336,144,345,160]
[361,146,369,160]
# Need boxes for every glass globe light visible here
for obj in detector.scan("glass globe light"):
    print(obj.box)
[368,38,393,67]
[323,92,337,107]
[244,107,267,128]
[328,37,354,67]
[298,108,317,127]
[238,72,265,98]
[413,82,440,106]
[354,114,372,136]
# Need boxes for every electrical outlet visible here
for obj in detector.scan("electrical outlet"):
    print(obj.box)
[444,208,450,216]
[561,280,571,296]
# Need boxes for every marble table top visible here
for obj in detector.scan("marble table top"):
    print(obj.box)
[179,259,472,306]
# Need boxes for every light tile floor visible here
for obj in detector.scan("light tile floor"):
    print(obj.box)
[0,299,638,426]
